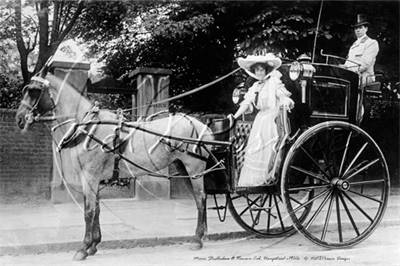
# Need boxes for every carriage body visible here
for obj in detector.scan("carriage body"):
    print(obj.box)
[204,59,390,248]
[204,61,361,194]
[282,63,359,127]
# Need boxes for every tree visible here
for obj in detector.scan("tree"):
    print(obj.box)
[0,0,128,84]
[1,1,398,110]
[0,0,85,83]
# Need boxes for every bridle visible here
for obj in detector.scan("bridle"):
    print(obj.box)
[21,75,57,124]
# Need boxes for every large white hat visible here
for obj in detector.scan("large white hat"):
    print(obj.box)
[237,54,282,78]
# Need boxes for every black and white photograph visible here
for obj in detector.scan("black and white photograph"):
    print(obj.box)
[1,0,399,265]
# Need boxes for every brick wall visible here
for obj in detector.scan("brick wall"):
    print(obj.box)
[0,109,53,200]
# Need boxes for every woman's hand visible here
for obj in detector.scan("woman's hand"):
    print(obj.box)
[227,113,236,129]
[280,97,295,110]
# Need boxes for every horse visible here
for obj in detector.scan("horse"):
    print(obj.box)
[15,69,214,260]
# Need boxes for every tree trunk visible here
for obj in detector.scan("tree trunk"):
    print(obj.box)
[13,1,86,83]
[14,0,31,84]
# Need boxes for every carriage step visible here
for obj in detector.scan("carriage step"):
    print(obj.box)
[208,206,226,210]
[251,207,272,211]
[236,185,280,195]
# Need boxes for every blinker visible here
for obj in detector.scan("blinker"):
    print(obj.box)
[31,76,50,88]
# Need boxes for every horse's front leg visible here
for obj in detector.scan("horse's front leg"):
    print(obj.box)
[87,196,101,256]
[73,179,101,261]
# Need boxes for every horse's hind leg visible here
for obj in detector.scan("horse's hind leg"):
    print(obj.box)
[183,176,208,251]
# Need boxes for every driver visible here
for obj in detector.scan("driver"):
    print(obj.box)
[342,14,379,85]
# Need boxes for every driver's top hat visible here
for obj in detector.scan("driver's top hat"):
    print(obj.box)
[353,14,370,27]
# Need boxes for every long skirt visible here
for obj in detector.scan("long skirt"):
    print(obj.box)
[238,109,279,186]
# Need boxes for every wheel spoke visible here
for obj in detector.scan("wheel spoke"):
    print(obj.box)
[289,195,308,206]
[290,165,330,184]
[251,195,268,227]
[300,147,331,179]
[293,188,330,213]
[304,190,333,230]
[342,160,368,179]
[266,195,272,232]
[239,195,261,217]
[231,195,242,201]
[350,179,385,186]
[347,189,384,204]
[342,142,368,177]
[274,195,285,231]
[342,192,374,223]
[289,184,330,192]
[336,194,343,242]
[321,193,335,241]
[339,131,353,176]
[317,132,337,178]
[339,193,360,236]
[344,159,380,181]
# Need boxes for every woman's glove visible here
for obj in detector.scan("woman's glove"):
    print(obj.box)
[227,113,236,129]
[280,97,295,110]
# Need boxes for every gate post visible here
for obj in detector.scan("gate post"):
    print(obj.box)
[129,67,172,200]
[49,60,90,204]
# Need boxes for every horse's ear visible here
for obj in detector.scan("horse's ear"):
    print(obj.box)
[39,63,50,78]
[39,55,53,78]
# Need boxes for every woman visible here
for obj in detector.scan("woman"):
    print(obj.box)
[232,54,294,186]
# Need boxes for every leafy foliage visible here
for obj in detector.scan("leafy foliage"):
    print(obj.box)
[1,1,399,111]
[0,74,23,109]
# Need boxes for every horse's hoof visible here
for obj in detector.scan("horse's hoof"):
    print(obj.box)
[73,249,88,261]
[189,242,203,251]
[87,246,97,256]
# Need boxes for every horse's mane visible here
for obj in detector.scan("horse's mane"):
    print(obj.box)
[46,73,90,99]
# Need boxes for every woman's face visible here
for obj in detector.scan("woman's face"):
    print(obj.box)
[254,65,267,80]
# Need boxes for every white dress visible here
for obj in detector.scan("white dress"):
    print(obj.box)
[238,70,292,187]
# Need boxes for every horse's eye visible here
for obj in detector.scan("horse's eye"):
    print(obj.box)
[27,88,41,98]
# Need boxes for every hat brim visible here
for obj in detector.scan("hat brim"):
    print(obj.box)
[237,54,282,79]
[352,21,370,27]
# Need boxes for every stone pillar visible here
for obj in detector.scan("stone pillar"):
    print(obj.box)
[130,67,171,117]
[129,67,172,200]
[49,60,90,204]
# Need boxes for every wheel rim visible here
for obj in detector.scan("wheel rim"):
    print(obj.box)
[227,188,313,238]
[281,121,390,248]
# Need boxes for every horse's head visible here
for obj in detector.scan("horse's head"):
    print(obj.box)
[16,67,55,132]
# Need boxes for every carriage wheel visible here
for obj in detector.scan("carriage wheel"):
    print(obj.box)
[281,121,390,248]
[227,185,313,238]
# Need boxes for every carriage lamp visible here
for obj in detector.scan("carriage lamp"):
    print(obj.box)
[289,61,316,81]
[289,61,302,81]
[232,84,247,105]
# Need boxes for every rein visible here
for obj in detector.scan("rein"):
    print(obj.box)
[121,67,241,113]
[27,67,241,122]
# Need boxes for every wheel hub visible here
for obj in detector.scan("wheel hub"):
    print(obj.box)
[331,178,350,191]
